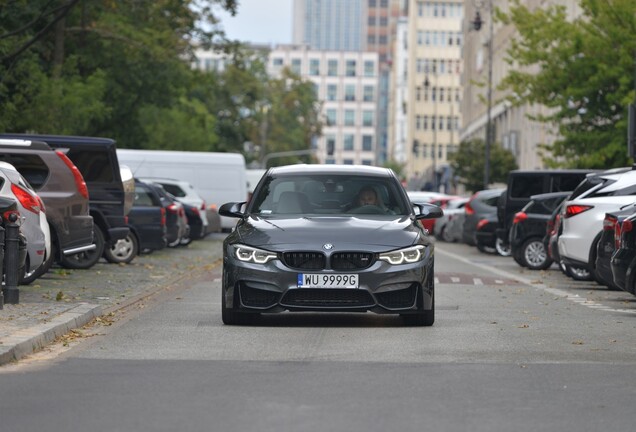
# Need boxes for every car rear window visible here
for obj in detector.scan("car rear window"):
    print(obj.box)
[569,176,612,200]
[159,183,186,198]
[0,153,49,190]
[64,148,114,183]
[510,176,544,198]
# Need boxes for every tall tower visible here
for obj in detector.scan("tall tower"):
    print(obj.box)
[293,0,365,51]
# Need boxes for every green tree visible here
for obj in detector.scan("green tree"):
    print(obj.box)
[0,0,238,146]
[252,68,323,168]
[498,0,636,168]
[449,138,518,192]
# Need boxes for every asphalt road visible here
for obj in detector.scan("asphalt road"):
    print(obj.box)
[0,237,635,432]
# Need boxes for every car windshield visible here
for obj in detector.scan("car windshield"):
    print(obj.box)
[249,173,411,216]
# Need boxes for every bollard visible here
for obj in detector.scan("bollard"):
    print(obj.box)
[0,224,4,310]
[3,212,20,304]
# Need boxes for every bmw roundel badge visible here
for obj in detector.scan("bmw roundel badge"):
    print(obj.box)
[323,243,334,250]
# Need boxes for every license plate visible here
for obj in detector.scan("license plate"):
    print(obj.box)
[297,273,359,288]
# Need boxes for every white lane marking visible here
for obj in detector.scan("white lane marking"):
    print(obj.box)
[436,247,636,315]
[495,279,504,284]
[473,278,483,285]
[451,277,460,283]
[434,277,439,284]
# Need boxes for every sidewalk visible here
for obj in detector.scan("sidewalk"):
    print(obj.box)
[0,235,224,366]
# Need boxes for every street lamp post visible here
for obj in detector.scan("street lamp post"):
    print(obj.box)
[424,74,437,192]
[472,0,494,189]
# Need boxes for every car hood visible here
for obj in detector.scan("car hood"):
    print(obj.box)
[234,215,421,251]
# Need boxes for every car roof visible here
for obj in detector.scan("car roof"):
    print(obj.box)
[0,138,52,151]
[0,133,115,148]
[529,191,572,201]
[267,164,393,177]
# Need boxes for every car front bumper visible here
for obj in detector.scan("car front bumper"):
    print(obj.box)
[222,246,434,315]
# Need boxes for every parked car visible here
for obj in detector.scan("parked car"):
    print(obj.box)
[0,162,47,284]
[496,169,592,254]
[474,212,499,254]
[219,164,443,326]
[0,133,134,269]
[104,179,168,263]
[138,177,211,238]
[558,168,636,282]
[0,138,94,272]
[462,188,505,246]
[0,196,28,281]
[610,210,636,295]
[144,181,189,247]
[595,204,636,290]
[510,192,570,270]
[433,197,469,242]
[407,191,457,235]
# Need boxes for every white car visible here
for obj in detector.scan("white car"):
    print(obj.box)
[433,197,469,242]
[0,162,49,284]
[558,169,636,281]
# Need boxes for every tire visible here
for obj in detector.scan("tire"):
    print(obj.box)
[402,271,434,327]
[512,250,525,267]
[103,233,138,264]
[441,226,454,242]
[496,238,512,257]
[477,242,497,254]
[20,248,55,285]
[59,227,104,270]
[221,286,253,325]
[520,237,553,270]
[566,264,593,281]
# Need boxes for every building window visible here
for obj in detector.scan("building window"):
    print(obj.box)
[416,115,422,130]
[328,59,338,76]
[362,135,373,151]
[326,158,336,164]
[362,159,373,166]
[344,159,354,165]
[327,84,337,101]
[368,17,376,26]
[309,59,320,75]
[326,135,336,156]
[344,110,355,126]
[379,17,388,26]
[291,59,301,75]
[363,85,374,102]
[346,60,357,76]
[362,110,374,126]
[344,135,355,151]
[344,84,356,101]
[326,109,337,126]
[273,58,283,66]
[364,60,375,76]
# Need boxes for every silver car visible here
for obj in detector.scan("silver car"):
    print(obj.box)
[0,162,48,283]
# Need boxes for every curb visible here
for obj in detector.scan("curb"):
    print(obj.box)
[0,302,102,366]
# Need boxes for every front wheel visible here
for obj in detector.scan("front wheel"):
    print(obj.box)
[521,238,552,270]
[496,238,512,257]
[221,289,254,325]
[103,233,138,264]
[60,227,104,270]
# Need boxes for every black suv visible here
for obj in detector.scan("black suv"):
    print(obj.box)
[496,169,592,252]
[0,138,95,274]
[509,191,570,270]
[0,133,131,269]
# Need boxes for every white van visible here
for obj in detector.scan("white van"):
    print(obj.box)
[116,149,246,230]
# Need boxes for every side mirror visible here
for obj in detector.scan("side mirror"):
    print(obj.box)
[219,201,246,218]
[413,202,444,220]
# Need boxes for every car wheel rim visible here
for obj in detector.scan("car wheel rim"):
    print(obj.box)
[570,267,590,278]
[525,241,546,266]
[496,238,511,256]
[111,238,133,259]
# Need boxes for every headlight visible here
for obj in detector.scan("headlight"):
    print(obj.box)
[233,244,277,264]
[378,245,427,265]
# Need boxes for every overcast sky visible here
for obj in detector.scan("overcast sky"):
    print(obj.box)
[217,0,293,45]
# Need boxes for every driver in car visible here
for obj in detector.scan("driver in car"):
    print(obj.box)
[356,186,380,207]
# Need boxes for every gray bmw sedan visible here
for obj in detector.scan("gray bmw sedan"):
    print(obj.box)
[219,165,442,326]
